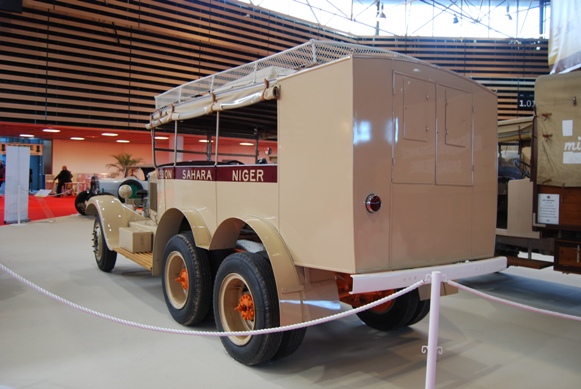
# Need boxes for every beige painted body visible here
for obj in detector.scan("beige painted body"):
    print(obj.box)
[87,41,503,326]
[278,57,498,274]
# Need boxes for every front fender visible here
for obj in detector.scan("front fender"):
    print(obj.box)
[86,195,147,250]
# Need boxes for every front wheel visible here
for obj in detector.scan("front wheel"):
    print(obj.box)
[162,232,212,326]
[92,217,117,272]
[213,252,283,366]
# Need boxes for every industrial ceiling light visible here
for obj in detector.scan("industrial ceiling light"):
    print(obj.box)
[20,134,34,138]
[453,14,459,24]
[116,139,130,143]
[71,137,85,141]
[376,1,386,19]
[506,5,513,20]
[42,128,60,133]
[154,136,169,140]
[239,142,254,146]
[102,132,118,136]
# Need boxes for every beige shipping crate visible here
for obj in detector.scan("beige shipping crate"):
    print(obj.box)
[119,227,152,253]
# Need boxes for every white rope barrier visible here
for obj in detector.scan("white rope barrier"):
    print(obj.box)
[447,279,581,322]
[0,262,424,337]
[2,260,580,388]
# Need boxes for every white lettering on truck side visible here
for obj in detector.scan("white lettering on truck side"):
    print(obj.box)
[182,168,212,181]
[231,169,264,182]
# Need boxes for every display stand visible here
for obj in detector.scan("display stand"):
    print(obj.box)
[34,189,55,222]
[4,146,30,224]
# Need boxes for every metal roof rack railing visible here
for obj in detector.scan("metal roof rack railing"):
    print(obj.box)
[154,39,417,110]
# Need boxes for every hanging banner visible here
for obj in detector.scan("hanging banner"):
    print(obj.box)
[0,143,43,155]
[4,145,30,224]
[549,0,581,73]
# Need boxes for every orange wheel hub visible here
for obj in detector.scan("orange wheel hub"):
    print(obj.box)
[234,294,255,321]
[175,268,188,290]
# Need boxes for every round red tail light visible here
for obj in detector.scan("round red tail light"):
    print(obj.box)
[365,194,382,213]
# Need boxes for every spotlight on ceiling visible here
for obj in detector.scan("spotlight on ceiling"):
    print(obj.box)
[376,2,386,19]
[506,5,513,20]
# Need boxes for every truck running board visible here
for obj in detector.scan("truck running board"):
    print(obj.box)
[114,247,154,271]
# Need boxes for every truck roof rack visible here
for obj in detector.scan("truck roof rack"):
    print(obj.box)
[154,39,423,111]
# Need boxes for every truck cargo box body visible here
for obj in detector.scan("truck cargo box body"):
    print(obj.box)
[277,56,498,274]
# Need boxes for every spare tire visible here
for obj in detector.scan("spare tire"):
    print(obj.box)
[74,191,91,215]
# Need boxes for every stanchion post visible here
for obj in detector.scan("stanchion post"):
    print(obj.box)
[424,271,443,389]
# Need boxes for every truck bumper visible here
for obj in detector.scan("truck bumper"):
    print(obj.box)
[350,257,507,294]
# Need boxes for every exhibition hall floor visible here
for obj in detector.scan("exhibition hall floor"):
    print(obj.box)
[1,215,580,389]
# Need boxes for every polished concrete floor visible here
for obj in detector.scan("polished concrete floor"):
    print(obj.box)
[1,215,580,389]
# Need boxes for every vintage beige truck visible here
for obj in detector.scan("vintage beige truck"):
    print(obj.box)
[86,40,506,365]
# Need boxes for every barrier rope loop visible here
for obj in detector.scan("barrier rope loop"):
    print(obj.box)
[447,279,581,322]
[0,262,425,337]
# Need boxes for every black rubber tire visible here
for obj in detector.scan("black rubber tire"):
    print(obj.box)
[92,217,117,272]
[355,289,419,331]
[254,250,307,360]
[213,252,283,366]
[75,191,91,215]
[162,232,212,326]
[118,179,143,203]
[272,326,307,361]
[406,291,430,326]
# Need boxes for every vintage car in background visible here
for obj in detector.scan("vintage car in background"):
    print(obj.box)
[75,169,151,215]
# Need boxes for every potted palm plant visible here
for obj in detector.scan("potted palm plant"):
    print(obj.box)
[107,153,144,178]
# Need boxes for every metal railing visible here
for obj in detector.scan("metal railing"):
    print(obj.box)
[154,39,418,109]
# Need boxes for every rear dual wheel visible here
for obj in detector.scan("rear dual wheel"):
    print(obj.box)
[213,252,306,365]
[355,289,430,331]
